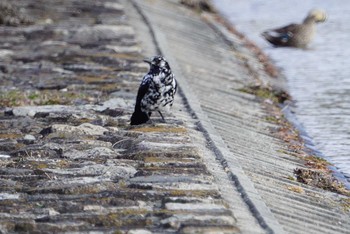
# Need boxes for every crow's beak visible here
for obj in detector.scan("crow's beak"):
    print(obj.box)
[143,58,152,64]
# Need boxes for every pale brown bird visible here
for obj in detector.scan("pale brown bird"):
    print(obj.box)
[262,9,327,48]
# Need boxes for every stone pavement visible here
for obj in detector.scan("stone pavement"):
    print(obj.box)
[0,0,349,233]
[0,0,240,233]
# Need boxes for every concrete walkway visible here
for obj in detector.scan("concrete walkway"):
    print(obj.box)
[0,0,349,233]
[129,0,350,233]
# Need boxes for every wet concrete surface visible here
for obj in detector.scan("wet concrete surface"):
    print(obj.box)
[133,0,350,233]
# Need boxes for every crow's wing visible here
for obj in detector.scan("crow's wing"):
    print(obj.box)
[135,74,151,110]
[130,75,151,125]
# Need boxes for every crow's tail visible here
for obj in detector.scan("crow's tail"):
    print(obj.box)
[130,109,149,125]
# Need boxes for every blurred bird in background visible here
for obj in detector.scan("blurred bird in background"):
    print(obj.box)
[262,9,326,48]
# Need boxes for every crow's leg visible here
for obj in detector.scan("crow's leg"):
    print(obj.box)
[158,111,166,123]
[147,112,153,123]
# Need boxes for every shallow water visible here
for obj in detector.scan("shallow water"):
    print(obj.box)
[213,0,350,181]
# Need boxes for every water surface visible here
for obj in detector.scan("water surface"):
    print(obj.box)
[213,0,350,181]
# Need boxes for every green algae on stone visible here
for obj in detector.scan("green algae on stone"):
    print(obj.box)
[100,83,120,93]
[0,132,22,139]
[287,185,305,194]
[0,90,25,107]
[57,159,71,169]
[0,90,90,107]
[276,149,291,156]
[82,209,149,228]
[165,189,221,198]
[264,115,281,124]
[28,161,49,170]
[238,85,290,104]
[25,182,118,195]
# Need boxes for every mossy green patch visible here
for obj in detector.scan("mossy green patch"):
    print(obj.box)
[239,86,278,103]
[100,83,120,93]
[77,74,120,92]
[113,230,123,234]
[0,90,90,107]
[28,93,40,100]
[276,149,291,155]
[57,160,70,168]
[118,180,127,188]
[31,162,48,169]
[287,185,304,194]
[164,189,220,198]
[124,151,201,161]
[264,115,281,124]
[86,209,149,228]
[0,90,26,107]
[0,133,22,139]
[10,160,49,170]
[238,85,290,104]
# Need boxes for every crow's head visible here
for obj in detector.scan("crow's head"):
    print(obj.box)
[144,56,171,74]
